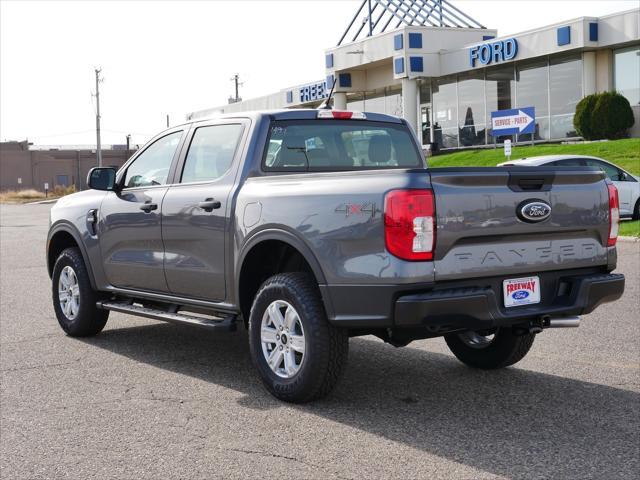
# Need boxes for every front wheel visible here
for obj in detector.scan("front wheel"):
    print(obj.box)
[248,273,349,403]
[445,328,535,369]
[52,247,109,337]
[633,199,639,221]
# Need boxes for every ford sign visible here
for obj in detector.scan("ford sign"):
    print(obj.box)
[517,199,551,223]
[512,290,530,300]
[470,38,518,67]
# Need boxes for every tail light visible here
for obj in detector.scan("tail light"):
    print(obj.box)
[384,189,435,261]
[607,184,619,247]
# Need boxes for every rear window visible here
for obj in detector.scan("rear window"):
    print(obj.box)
[263,120,424,171]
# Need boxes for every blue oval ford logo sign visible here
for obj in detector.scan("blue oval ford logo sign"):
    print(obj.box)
[517,199,551,223]
[512,290,529,300]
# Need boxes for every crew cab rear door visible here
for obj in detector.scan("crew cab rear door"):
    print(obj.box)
[161,119,248,302]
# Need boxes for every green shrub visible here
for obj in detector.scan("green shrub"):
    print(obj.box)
[592,91,635,139]
[573,94,598,139]
[574,91,635,140]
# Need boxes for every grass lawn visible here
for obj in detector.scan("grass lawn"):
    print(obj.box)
[429,138,640,175]
[619,220,640,238]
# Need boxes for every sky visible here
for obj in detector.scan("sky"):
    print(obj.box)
[1,0,638,146]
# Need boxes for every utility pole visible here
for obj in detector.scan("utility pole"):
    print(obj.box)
[166,114,170,128]
[94,68,103,167]
[229,74,243,104]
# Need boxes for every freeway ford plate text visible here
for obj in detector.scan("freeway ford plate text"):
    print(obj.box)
[503,276,541,308]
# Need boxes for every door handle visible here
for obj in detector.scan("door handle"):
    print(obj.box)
[140,202,158,212]
[198,198,221,212]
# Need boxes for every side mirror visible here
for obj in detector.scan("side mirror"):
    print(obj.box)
[87,167,117,191]
[619,172,628,181]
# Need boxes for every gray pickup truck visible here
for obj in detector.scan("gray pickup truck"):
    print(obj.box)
[47,109,625,402]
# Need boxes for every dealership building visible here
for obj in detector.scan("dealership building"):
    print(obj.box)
[188,1,640,150]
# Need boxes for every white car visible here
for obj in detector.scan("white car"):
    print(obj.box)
[499,155,640,219]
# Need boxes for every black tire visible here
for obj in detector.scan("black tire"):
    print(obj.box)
[444,328,535,370]
[633,199,640,221]
[248,272,348,403]
[52,247,108,337]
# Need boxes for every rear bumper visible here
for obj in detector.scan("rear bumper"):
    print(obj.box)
[394,272,624,330]
[321,269,624,330]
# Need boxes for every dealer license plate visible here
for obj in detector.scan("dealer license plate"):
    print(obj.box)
[503,276,541,308]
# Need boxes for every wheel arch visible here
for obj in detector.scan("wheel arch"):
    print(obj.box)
[236,228,328,324]
[47,223,97,290]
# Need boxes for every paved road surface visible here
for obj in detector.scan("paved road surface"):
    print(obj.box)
[1,203,638,479]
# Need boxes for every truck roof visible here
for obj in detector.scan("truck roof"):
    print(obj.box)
[188,109,404,125]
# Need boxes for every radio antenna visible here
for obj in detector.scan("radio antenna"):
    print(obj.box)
[318,77,337,110]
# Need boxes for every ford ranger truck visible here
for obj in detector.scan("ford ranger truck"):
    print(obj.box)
[47,109,625,403]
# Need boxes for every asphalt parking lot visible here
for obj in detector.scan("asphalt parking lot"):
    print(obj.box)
[1,202,638,479]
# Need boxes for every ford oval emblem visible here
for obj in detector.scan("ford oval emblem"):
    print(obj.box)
[512,290,530,300]
[517,199,551,223]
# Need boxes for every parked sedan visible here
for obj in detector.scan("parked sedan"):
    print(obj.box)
[499,155,640,219]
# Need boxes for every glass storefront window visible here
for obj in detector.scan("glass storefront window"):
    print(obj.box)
[548,54,582,139]
[614,46,640,106]
[419,80,432,145]
[517,61,549,141]
[432,76,457,130]
[486,65,515,143]
[435,128,459,149]
[550,55,582,115]
[432,76,457,149]
[457,71,485,146]
[551,114,578,139]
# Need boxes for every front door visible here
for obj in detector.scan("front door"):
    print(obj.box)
[162,122,246,301]
[98,130,184,292]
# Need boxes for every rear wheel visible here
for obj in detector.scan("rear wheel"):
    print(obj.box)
[445,327,535,369]
[633,199,639,220]
[52,247,108,337]
[248,273,349,403]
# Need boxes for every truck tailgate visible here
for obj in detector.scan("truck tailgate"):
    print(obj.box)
[429,166,611,281]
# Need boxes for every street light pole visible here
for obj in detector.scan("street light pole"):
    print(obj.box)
[95,68,103,167]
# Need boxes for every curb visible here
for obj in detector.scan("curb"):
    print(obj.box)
[618,236,639,242]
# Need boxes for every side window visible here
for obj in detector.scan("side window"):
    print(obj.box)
[553,158,585,167]
[584,159,621,181]
[124,131,182,188]
[181,124,243,183]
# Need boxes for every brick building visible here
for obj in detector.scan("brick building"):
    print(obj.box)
[0,141,135,191]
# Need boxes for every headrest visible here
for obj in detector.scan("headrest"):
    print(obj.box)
[277,135,307,167]
[368,135,392,164]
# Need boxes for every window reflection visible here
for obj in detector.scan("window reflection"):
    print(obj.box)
[458,71,486,146]
[516,61,549,142]
[614,46,640,106]
[486,65,515,144]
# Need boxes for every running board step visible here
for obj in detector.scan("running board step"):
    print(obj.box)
[97,301,237,332]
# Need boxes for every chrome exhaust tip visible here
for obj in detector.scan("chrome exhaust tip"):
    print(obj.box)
[543,316,581,328]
